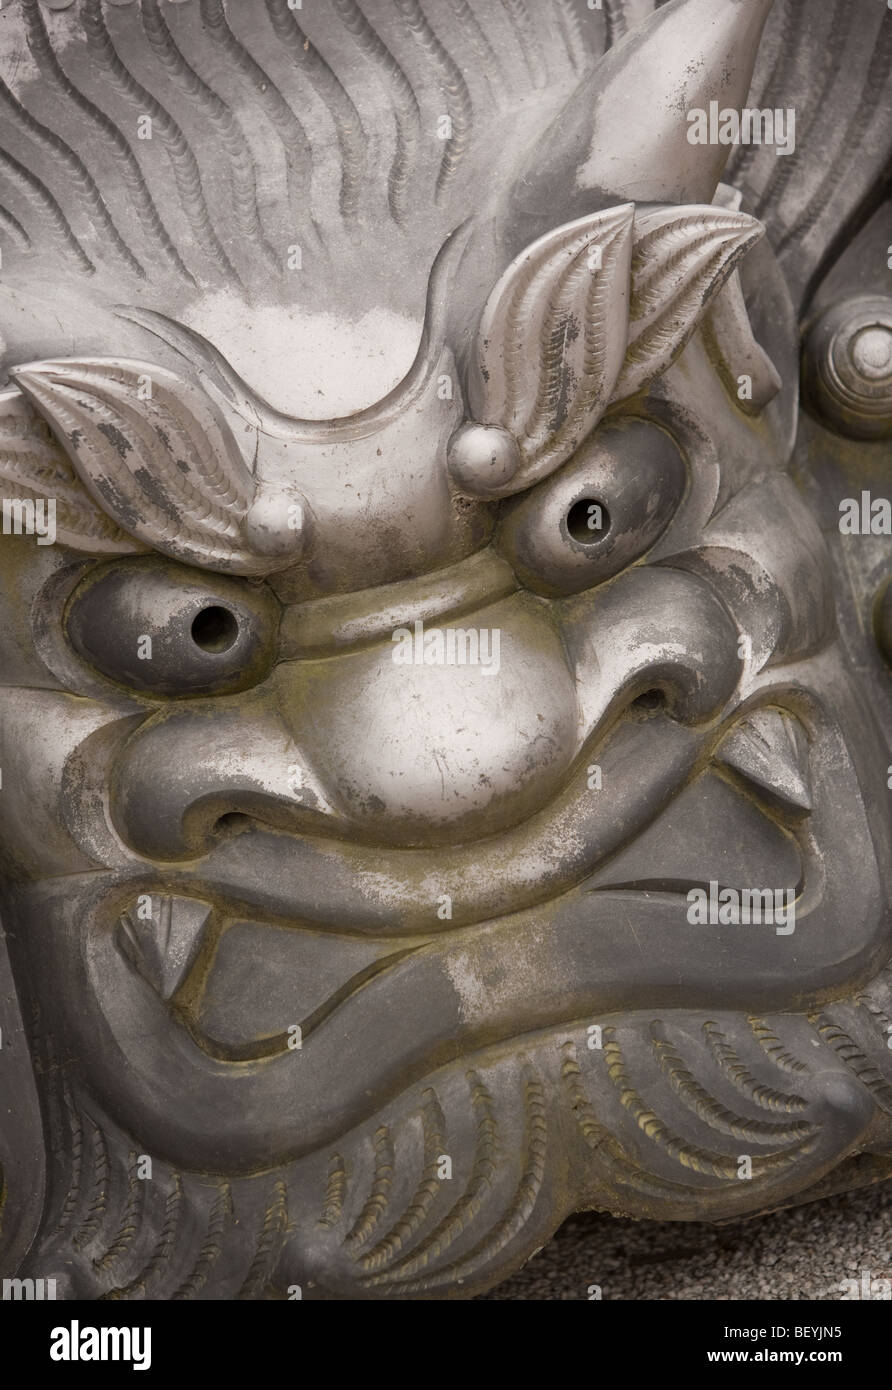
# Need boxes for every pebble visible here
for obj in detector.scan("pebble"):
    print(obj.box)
[479,1183,892,1300]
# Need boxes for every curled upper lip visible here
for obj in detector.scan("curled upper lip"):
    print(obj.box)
[98,695,805,1050]
[170,698,809,938]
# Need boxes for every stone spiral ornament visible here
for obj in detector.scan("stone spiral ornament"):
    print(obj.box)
[804,297,892,441]
[0,0,889,1307]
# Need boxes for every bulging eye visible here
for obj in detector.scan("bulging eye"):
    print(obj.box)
[65,556,280,696]
[496,419,687,597]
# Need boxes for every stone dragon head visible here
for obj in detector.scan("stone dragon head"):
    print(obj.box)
[0,0,890,1299]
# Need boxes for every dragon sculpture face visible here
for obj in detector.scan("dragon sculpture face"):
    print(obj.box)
[0,0,890,1299]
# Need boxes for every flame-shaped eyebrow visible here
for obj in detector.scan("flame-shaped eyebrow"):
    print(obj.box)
[116,222,473,445]
[449,203,766,499]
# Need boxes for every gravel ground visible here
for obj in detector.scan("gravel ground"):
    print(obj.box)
[479,1183,892,1300]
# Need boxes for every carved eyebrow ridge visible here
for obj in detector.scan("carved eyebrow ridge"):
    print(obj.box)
[116,221,473,445]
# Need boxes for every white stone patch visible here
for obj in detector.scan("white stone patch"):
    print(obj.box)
[184,295,422,419]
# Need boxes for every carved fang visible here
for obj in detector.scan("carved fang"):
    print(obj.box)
[715,709,813,818]
[117,895,212,1002]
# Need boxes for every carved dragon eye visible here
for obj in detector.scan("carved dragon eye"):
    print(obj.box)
[495,420,686,597]
[65,556,280,696]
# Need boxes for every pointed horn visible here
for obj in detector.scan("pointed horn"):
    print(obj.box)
[509,0,775,246]
[117,221,473,444]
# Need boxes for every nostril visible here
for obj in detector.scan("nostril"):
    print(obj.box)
[630,689,666,715]
[565,497,611,544]
[191,605,239,653]
[212,811,255,839]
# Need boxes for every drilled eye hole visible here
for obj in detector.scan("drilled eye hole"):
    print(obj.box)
[566,497,611,544]
[191,605,239,653]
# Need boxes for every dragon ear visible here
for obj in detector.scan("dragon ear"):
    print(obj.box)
[10,359,308,574]
[450,204,764,498]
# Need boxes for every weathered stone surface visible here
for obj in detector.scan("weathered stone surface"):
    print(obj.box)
[0,0,889,1300]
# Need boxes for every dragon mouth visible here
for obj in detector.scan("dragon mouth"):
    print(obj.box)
[16,660,883,1172]
[144,698,800,935]
[109,700,812,1063]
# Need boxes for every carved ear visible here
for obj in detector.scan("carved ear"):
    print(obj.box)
[10,359,306,574]
[451,204,764,498]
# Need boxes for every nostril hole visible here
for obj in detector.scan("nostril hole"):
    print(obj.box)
[566,497,611,544]
[213,811,254,838]
[630,689,666,714]
[191,605,239,653]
